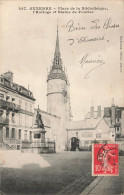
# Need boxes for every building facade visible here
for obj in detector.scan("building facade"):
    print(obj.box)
[104,104,124,137]
[66,104,124,151]
[0,71,35,150]
[104,104,124,150]
[66,106,114,151]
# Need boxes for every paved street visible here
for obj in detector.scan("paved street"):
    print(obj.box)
[1,152,123,195]
[81,156,124,195]
[0,151,96,195]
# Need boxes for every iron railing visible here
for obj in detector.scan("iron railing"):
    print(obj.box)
[0,117,9,125]
[4,138,22,145]
[0,99,21,112]
[22,140,55,152]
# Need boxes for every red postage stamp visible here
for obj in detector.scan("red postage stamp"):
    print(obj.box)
[92,144,119,176]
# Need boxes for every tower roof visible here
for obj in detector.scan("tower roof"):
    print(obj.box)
[52,25,63,69]
[47,26,67,82]
[54,25,60,57]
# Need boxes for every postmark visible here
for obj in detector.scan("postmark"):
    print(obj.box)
[92,144,119,176]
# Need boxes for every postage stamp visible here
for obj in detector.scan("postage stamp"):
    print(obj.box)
[92,144,119,176]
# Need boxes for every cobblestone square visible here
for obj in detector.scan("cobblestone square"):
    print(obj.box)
[0,151,96,195]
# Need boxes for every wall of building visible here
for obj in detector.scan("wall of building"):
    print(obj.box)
[0,82,35,150]
[35,109,65,151]
[66,118,115,150]
[47,79,67,118]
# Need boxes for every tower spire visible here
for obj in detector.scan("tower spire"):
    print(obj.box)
[112,97,115,106]
[54,24,60,57]
[53,24,62,69]
[47,25,67,82]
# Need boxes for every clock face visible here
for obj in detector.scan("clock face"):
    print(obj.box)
[62,90,67,97]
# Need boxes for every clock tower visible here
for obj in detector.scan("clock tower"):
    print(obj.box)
[47,26,71,121]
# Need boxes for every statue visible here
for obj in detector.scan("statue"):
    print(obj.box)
[36,110,44,129]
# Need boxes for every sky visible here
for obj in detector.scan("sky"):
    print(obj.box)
[0,0,124,120]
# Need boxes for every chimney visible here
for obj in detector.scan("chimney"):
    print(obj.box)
[90,106,94,118]
[97,106,101,118]
[121,110,124,136]
[104,107,111,117]
[111,104,115,127]
[3,71,13,82]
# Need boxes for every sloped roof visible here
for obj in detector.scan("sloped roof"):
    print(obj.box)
[41,114,51,128]
[66,118,102,130]
[0,73,35,101]
[104,117,112,128]
[34,108,60,119]
[34,108,61,130]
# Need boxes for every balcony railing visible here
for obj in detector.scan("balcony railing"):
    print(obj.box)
[0,99,21,112]
[0,117,9,125]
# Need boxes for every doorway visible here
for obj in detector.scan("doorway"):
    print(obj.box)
[71,137,79,151]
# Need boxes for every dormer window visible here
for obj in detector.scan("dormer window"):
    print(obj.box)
[1,78,4,82]
[12,112,15,117]
[13,84,16,89]
[6,96,10,100]
[30,92,33,97]
[19,87,22,92]
[0,93,4,99]
[0,109,3,116]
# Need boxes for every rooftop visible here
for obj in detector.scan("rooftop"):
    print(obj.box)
[0,71,35,101]
[66,118,102,130]
[47,27,67,82]
[35,108,60,119]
